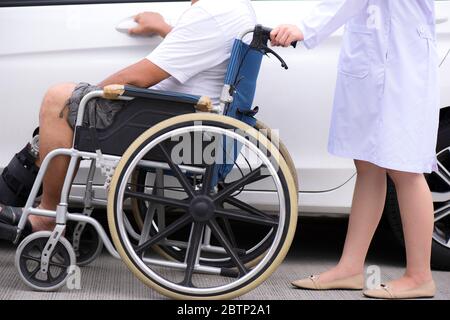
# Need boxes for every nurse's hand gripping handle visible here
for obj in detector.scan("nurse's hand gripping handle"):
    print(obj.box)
[250,25,297,70]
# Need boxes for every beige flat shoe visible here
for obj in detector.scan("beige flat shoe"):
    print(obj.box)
[291,274,364,290]
[363,281,436,299]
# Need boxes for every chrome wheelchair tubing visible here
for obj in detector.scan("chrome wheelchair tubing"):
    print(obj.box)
[238,27,255,41]
[60,154,81,207]
[18,148,74,235]
[16,142,205,256]
[68,196,108,207]
[137,159,205,175]
[163,239,228,255]
[66,213,120,259]
[20,207,120,259]
[161,228,273,258]
[75,90,101,127]
[75,90,132,128]
[124,213,141,242]
[141,256,221,276]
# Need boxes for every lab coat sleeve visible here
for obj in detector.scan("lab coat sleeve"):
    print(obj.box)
[299,0,369,49]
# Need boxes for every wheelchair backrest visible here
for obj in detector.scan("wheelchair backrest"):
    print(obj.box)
[214,34,265,184]
[214,25,293,184]
[222,38,264,127]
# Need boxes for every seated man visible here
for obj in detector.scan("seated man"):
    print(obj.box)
[0,0,256,233]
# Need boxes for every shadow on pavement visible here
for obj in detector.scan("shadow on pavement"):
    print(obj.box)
[287,215,406,268]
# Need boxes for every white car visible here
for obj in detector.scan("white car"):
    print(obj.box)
[1,0,449,269]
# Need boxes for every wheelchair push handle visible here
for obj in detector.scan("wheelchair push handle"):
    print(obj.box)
[249,24,297,70]
[260,26,298,49]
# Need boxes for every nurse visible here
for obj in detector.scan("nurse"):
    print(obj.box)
[271,0,439,299]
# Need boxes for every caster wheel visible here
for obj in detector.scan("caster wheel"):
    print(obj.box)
[67,222,103,267]
[15,231,76,291]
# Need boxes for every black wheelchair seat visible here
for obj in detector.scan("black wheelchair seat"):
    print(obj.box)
[74,96,195,159]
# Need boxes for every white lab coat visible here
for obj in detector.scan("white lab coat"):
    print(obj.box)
[299,0,440,173]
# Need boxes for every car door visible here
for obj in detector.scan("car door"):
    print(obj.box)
[0,0,191,201]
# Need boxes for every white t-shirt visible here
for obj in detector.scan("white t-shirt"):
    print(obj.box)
[147,0,257,105]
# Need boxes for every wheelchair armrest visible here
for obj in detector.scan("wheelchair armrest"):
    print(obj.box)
[103,84,214,113]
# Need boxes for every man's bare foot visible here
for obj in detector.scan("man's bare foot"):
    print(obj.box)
[28,215,56,232]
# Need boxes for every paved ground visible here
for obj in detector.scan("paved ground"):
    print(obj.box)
[1,216,449,300]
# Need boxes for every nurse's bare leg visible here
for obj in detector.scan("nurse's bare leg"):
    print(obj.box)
[383,170,434,289]
[312,160,387,283]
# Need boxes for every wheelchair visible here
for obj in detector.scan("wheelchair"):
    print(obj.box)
[5,25,299,299]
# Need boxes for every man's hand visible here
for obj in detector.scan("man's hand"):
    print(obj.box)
[129,12,173,38]
[270,24,304,47]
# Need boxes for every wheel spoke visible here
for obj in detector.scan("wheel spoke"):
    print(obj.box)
[125,190,190,209]
[22,254,41,263]
[225,196,275,221]
[208,219,248,276]
[436,154,450,187]
[213,167,268,203]
[139,204,157,246]
[432,191,450,203]
[50,248,64,260]
[46,270,56,284]
[202,165,215,195]
[138,182,158,245]
[135,214,193,254]
[26,265,41,280]
[215,208,278,226]
[49,260,69,269]
[434,203,450,223]
[181,222,205,287]
[158,143,196,199]
[221,217,238,249]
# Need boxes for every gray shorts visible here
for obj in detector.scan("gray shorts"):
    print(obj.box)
[64,82,127,129]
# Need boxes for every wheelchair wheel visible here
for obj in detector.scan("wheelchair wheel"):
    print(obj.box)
[66,221,103,267]
[130,170,180,263]
[130,170,274,269]
[15,231,75,291]
[108,113,297,299]
[129,120,298,268]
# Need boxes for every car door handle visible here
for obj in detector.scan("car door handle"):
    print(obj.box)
[115,15,138,34]
[436,16,449,25]
[115,15,175,35]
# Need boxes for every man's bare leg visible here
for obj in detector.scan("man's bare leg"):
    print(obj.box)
[29,83,77,232]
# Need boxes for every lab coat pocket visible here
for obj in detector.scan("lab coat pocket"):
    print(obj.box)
[338,26,373,79]
[417,25,438,59]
